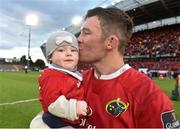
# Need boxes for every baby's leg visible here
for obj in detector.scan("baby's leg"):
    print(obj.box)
[30,111,50,129]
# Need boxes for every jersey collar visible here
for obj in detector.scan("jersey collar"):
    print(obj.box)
[94,64,131,80]
[48,64,82,81]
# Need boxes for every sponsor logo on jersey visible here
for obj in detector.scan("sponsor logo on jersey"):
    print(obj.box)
[79,118,96,129]
[106,98,129,117]
[161,110,180,128]
[87,106,93,116]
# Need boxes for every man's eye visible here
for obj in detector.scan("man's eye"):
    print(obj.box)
[83,30,91,35]
[85,32,90,34]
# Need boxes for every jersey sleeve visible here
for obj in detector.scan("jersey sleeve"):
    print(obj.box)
[39,76,64,111]
[135,90,179,128]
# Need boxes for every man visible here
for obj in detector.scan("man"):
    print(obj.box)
[78,7,180,128]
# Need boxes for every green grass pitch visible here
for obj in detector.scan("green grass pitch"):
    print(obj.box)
[0,72,179,127]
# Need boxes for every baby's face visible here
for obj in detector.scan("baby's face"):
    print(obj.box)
[50,44,79,70]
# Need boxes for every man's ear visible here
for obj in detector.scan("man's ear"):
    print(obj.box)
[106,35,119,50]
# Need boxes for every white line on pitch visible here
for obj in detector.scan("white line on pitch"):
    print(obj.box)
[0,98,38,106]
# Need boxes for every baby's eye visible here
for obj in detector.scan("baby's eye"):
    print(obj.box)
[57,49,64,52]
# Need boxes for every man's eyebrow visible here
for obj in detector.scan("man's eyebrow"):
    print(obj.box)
[81,27,90,32]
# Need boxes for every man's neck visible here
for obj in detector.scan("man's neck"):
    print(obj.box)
[93,54,124,78]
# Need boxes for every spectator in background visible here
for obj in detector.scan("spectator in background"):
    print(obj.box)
[147,70,152,79]
[171,69,180,100]
[24,65,28,73]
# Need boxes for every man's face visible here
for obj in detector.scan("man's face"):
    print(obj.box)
[78,16,106,64]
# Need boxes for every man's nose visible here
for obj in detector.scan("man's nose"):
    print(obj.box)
[77,33,82,43]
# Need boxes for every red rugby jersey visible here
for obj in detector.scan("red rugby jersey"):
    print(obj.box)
[82,64,176,128]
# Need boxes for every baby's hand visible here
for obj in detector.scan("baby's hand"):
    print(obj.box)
[76,101,87,116]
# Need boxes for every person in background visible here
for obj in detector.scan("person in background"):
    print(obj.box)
[30,31,87,128]
[77,7,180,128]
[171,69,180,100]
[24,65,28,73]
[147,69,153,79]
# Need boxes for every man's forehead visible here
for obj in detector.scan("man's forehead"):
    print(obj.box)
[80,17,101,30]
